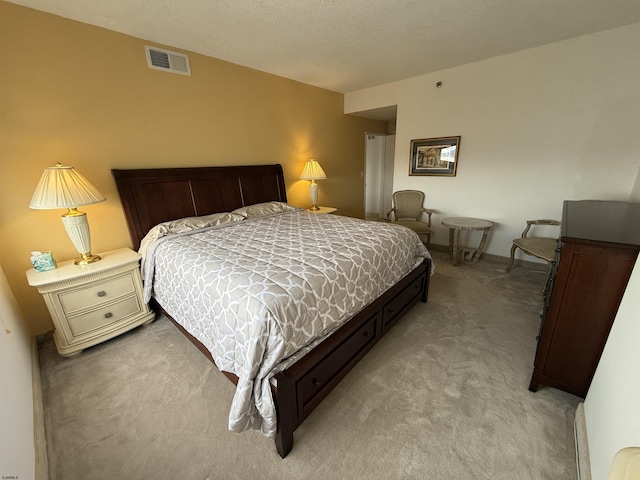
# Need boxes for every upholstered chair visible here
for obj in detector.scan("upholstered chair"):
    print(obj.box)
[505,219,561,289]
[387,190,433,246]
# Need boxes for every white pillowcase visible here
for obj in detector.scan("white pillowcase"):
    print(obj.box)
[231,201,298,219]
[139,212,245,255]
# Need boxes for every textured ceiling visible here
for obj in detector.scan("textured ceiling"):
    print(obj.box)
[7,0,640,94]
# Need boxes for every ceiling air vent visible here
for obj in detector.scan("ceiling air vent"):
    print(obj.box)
[145,45,191,76]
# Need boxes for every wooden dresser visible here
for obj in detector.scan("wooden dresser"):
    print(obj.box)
[529,200,640,398]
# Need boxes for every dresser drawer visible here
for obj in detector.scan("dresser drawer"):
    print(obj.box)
[59,273,137,314]
[67,295,142,336]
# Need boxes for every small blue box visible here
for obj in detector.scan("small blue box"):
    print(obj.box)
[31,251,57,272]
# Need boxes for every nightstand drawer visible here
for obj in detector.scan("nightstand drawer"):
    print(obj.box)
[67,295,142,336]
[59,273,136,314]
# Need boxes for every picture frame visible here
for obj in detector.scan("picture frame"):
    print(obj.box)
[409,136,460,176]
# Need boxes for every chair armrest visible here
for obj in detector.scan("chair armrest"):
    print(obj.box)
[521,222,533,238]
[521,219,561,238]
[420,208,433,226]
[387,208,395,221]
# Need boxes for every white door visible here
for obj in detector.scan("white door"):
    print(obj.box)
[365,133,394,221]
[383,135,395,216]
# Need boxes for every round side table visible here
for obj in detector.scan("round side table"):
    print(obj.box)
[441,217,494,265]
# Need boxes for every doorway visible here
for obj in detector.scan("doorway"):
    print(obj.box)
[364,133,395,221]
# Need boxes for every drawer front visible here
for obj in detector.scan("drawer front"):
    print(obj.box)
[382,274,425,329]
[60,273,136,314]
[67,295,142,336]
[296,313,378,417]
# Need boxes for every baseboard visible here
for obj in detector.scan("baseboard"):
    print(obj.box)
[35,329,53,346]
[574,402,591,480]
[427,243,548,272]
[32,338,49,480]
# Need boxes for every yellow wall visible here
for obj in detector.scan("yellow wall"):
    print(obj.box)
[0,2,386,335]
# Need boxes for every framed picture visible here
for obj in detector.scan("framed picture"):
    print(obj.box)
[409,136,460,176]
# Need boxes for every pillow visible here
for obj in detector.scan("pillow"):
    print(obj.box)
[157,212,245,233]
[231,201,298,219]
[139,212,245,254]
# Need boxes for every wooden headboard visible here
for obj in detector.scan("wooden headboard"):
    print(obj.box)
[112,164,287,250]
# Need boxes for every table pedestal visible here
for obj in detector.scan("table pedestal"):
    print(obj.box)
[441,217,494,265]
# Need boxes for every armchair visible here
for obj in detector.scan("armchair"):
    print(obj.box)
[505,219,561,289]
[388,190,433,246]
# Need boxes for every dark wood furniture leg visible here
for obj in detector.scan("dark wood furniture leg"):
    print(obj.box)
[273,373,295,458]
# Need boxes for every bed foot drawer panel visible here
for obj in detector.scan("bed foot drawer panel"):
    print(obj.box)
[382,274,426,330]
[296,313,379,419]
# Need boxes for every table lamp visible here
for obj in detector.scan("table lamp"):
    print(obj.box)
[29,163,106,265]
[299,159,326,211]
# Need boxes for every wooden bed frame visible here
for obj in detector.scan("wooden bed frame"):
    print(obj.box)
[112,164,431,457]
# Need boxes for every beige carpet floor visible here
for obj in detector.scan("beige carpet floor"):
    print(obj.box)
[38,250,581,479]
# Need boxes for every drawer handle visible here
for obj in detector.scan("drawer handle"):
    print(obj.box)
[311,378,320,386]
[387,308,394,316]
[104,312,113,319]
[97,291,107,297]
[363,330,371,337]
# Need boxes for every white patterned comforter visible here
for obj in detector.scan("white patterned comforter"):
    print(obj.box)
[141,209,431,437]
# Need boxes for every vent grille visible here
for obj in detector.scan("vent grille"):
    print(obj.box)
[145,46,191,76]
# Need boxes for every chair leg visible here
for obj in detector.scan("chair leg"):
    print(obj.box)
[505,244,518,273]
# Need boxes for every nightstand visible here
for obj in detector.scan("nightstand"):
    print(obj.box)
[307,206,337,214]
[26,248,155,357]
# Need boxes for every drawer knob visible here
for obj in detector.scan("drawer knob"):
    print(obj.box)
[97,291,107,297]
[311,378,320,386]
[104,312,113,319]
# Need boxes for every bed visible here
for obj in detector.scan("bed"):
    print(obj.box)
[112,164,432,457]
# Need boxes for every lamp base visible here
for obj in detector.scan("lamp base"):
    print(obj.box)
[308,181,320,211]
[74,253,101,265]
[61,209,101,265]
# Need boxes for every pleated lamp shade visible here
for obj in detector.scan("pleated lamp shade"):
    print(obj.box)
[29,163,105,209]
[299,159,327,181]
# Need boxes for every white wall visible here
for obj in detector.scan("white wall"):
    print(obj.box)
[0,265,36,480]
[584,256,640,480]
[346,23,640,260]
[346,23,640,480]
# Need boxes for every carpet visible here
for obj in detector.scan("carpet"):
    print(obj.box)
[38,250,580,479]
